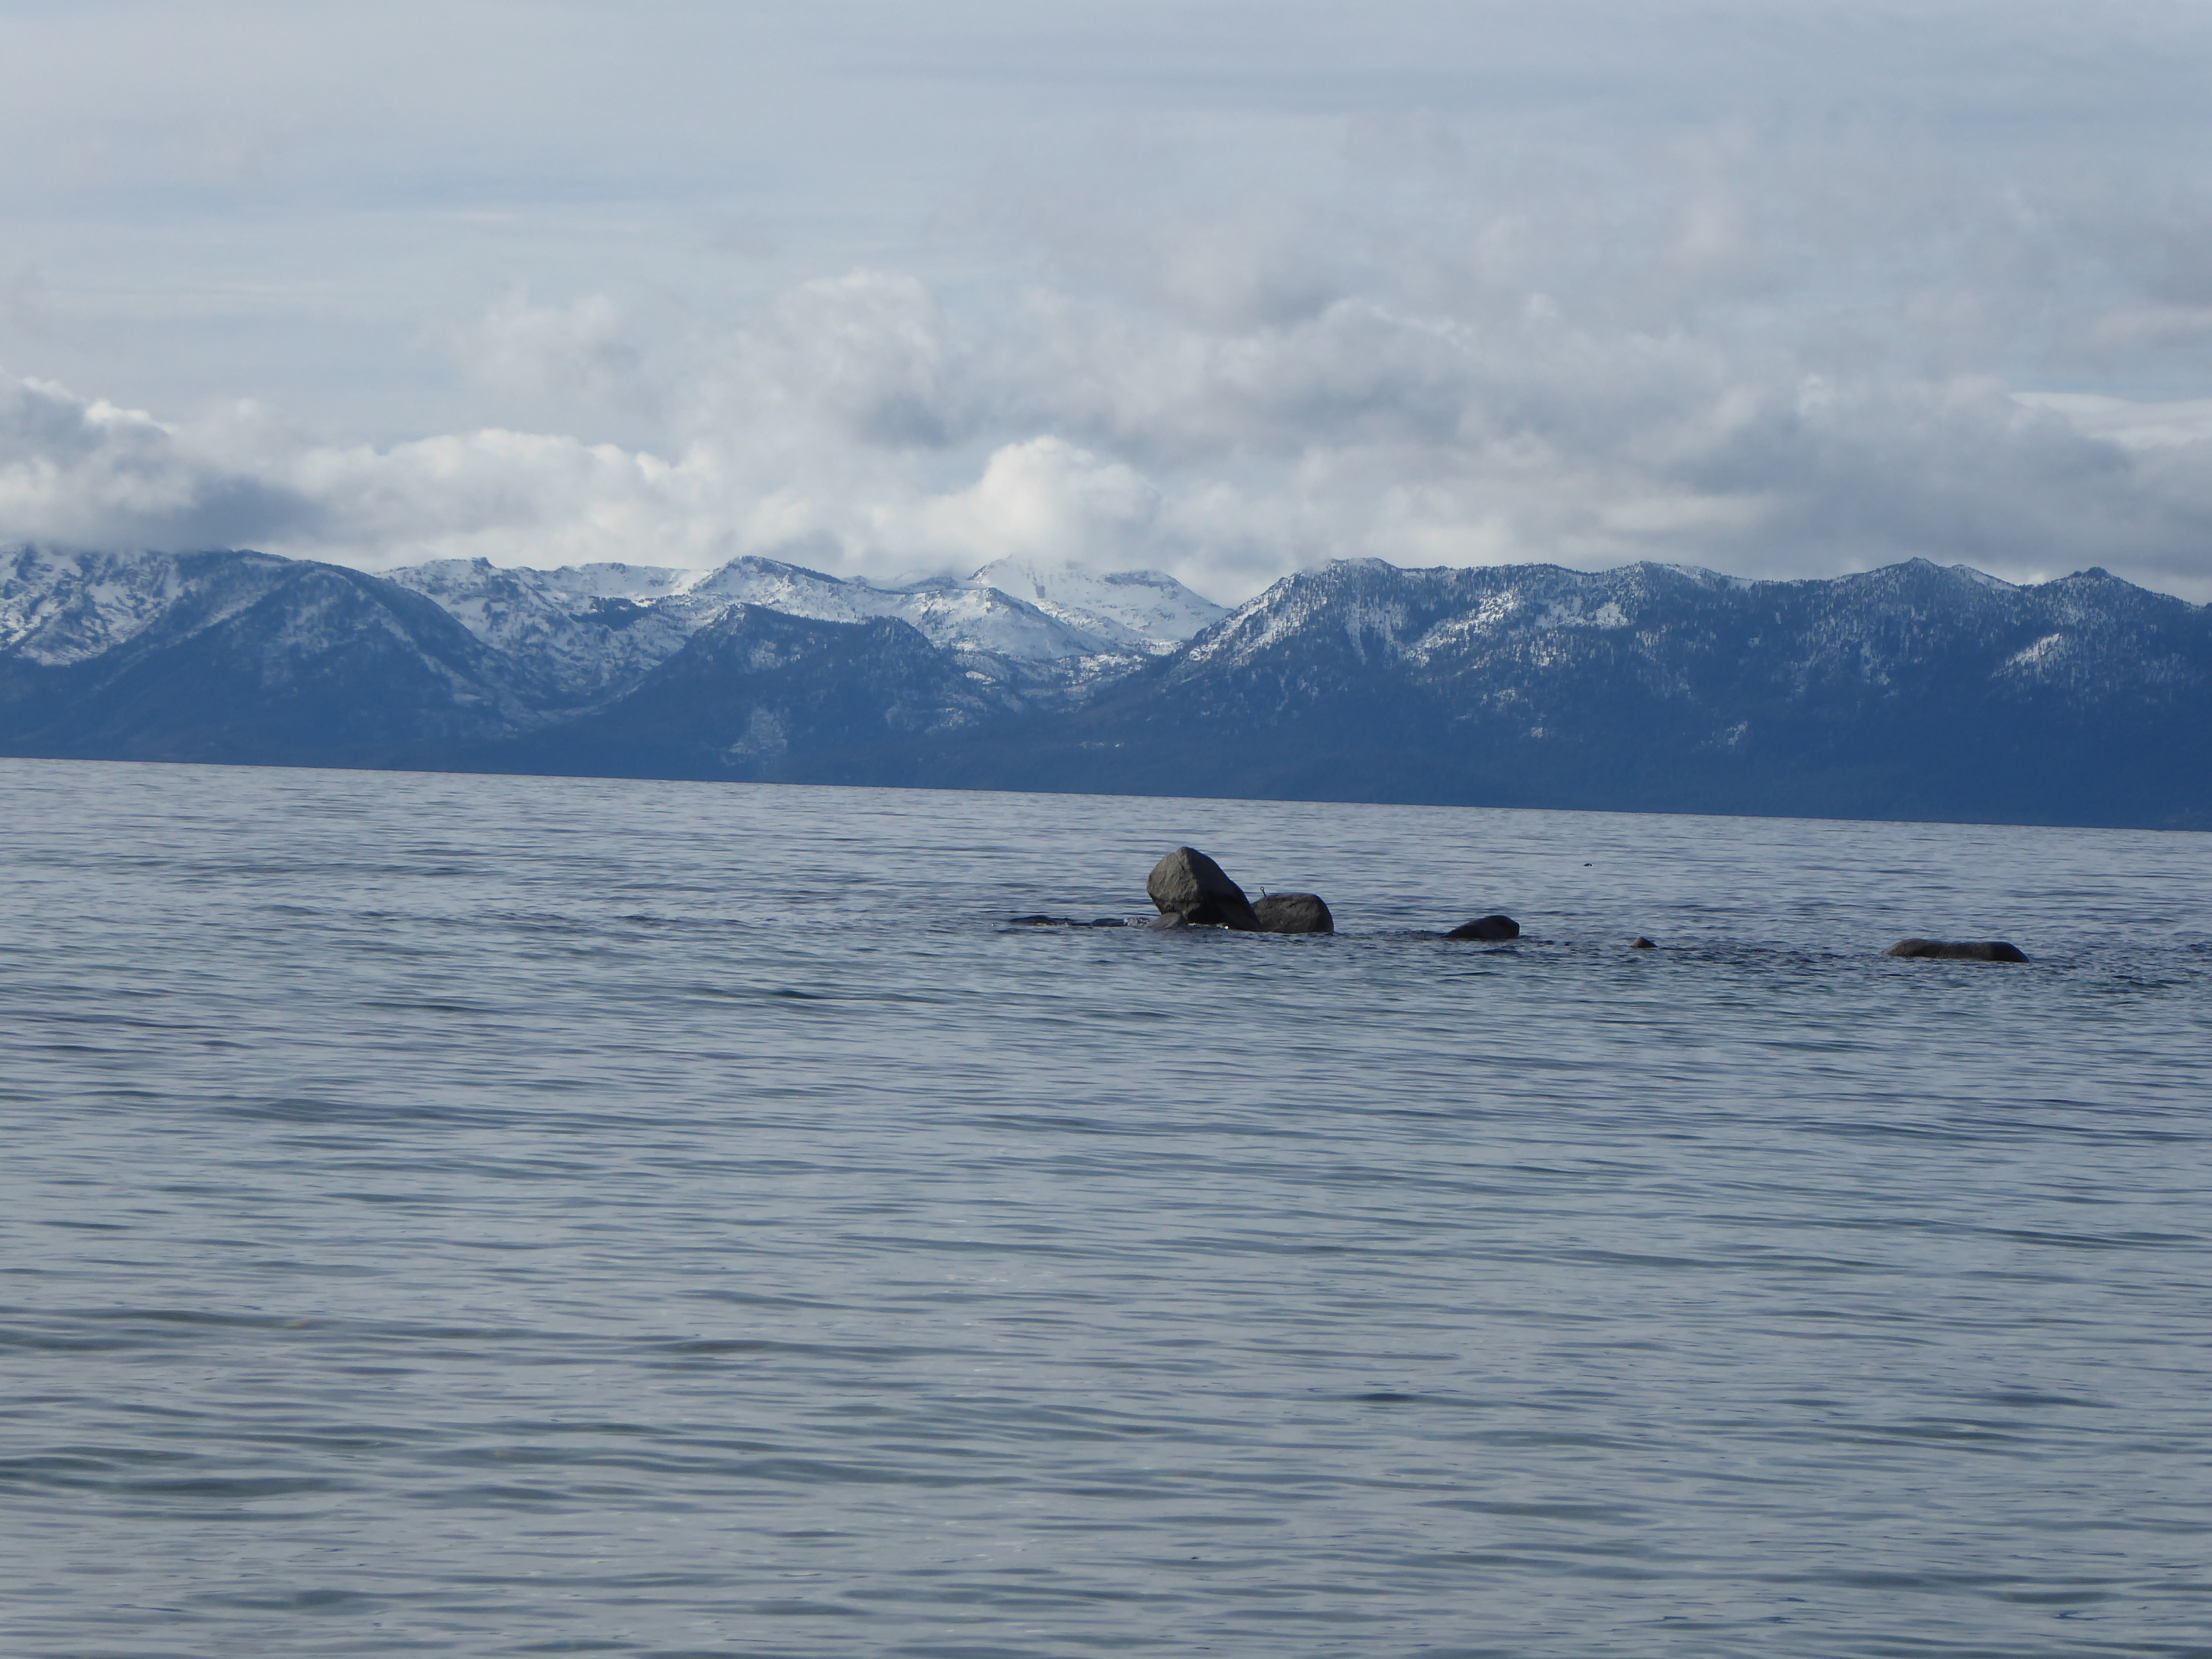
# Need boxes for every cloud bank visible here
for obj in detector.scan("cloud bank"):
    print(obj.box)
[4,1,2212,600]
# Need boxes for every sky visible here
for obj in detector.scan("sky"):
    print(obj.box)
[4,0,2212,602]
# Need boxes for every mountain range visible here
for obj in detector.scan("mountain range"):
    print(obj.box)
[3,543,2206,829]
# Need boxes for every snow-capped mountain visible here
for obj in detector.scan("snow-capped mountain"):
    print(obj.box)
[688,557,1131,671]
[377,551,1229,708]
[1,546,227,666]
[1166,556,2204,709]
[0,545,542,763]
[994,556,2212,824]
[382,559,703,704]
[4,543,2206,826]
[0,541,1223,768]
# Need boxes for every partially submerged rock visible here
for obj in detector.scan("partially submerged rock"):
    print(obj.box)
[1008,915,1128,928]
[1629,936,1657,950]
[1147,846,1261,930]
[1446,914,1520,941]
[1886,938,2028,963]
[1253,893,1334,934]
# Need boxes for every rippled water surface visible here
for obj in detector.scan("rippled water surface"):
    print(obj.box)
[3,757,2209,1658]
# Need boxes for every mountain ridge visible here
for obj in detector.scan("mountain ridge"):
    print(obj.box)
[937,555,2211,825]
[3,542,2206,828]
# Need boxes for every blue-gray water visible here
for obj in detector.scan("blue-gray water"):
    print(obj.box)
[3,757,2208,1658]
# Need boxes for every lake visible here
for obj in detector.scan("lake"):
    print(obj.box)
[2,757,2207,1657]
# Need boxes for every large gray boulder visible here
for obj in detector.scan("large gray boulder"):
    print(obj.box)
[1886,938,2028,963]
[1146,847,1261,930]
[1447,914,1520,941]
[1253,892,1334,934]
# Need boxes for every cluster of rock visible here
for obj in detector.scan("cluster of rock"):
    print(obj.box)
[1013,847,2031,963]
[1145,847,1335,933]
[1142,846,1527,940]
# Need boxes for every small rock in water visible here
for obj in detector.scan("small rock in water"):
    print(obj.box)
[1886,938,2028,963]
[1629,936,1657,950]
[1146,847,1261,931]
[1446,914,1520,941]
[1253,893,1334,934]
[1008,915,1129,929]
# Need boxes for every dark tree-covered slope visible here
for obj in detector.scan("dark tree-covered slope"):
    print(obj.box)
[452,604,1015,782]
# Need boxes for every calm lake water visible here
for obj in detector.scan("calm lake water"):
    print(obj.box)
[2,757,2208,1658]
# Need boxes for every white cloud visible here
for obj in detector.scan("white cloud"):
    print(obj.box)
[907,438,1160,571]
[9,265,2212,604]
[6,2,2212,601]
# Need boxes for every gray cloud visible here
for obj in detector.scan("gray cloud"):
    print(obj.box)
[0,375,318,550]
[3,1,2212,599]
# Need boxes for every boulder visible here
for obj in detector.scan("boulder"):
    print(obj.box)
[1629,936,1657,950]
[1146,847,1261,930]
[1886,938,2028,963]
[1446,914,1520,941]
[1253,893,1334,934]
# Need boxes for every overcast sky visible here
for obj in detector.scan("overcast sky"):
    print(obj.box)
[4,0,2212,601]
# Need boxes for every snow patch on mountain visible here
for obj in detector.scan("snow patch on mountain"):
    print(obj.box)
[694,557,1121,662]
[1180,586,1311,667]
[382,557,701,703]
[2005,632,2071,676]
[546,562,698,601]
[687,563,1154,707]
[1655,563,1754,590]
[1407,595,1525,662]
[1,546,199,664]
[967,556,1229,653]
